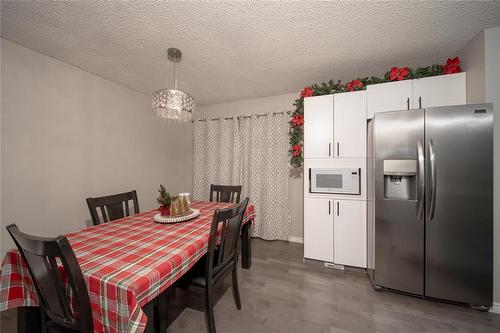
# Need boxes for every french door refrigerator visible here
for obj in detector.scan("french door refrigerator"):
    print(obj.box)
[373,104,493,308]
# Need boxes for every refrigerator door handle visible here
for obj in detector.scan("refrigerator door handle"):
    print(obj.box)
[417,139,425,220]
[428,139,437,221]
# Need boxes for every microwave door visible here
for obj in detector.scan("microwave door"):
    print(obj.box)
[317,173,343,193]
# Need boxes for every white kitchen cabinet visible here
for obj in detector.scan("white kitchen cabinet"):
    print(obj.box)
[334,200,367,268]
[367,73,466,118]
[333,91,367,158]
[412,72,466,109]
[367,80,413,119]
[304,196,367,268]
[304,95,333,158]
[304,197,334,262]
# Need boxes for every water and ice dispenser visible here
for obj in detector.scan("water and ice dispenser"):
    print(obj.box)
[383,160,417,200]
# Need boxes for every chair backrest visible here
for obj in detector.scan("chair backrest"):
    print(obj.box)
[209,184,242,204]
[6,224,93,333]
[206,198,249,282]
[86,190,139,226]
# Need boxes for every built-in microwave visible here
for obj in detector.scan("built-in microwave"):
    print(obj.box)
[309,168,361,195]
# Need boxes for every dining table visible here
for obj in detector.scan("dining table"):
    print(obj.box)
[0,200,256,333]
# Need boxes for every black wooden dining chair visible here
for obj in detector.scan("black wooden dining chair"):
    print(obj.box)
[6,224,93,333]
[86,190,139,226]
[209,184,242,203]
[187,197,249,333]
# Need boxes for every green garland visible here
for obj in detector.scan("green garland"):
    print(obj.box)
[289,57,461,167]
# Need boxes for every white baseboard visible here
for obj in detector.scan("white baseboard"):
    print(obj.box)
[490,302,500,314]
[288,236,304,244]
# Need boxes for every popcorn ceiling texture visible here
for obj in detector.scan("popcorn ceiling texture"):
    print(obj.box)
[1,1,500,106]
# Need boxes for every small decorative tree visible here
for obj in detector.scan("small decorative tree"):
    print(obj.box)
[157,184,177,216]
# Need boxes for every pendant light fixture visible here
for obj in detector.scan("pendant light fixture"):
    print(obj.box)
[152,48,195,123]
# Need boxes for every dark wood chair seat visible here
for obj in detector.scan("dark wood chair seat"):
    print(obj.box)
[6,224,93,333]
[47,321,81,333]
[86,190,139,226]
[188,248,232,289]
[209,184,242,203]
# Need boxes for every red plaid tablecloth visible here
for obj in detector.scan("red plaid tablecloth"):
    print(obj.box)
[0,201,256,333]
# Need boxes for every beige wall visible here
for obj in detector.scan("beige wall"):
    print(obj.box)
[484,26,500,307]
[459,27,500,306]
[0,39,193,256]
[196,93,304,241]
[459,31,485,104]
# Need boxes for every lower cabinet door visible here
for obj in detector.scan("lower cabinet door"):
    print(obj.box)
[334,200,367,268]
[304,197,334,262]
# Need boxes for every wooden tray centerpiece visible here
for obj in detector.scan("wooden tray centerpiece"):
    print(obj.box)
[154,185,199,223]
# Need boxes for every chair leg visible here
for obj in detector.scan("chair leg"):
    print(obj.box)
[241,221,252,269]
[153,298,160,333]
[231,266,242,310]
[160,289,171,333]
[40,308,47,333]
[204,285,216,333]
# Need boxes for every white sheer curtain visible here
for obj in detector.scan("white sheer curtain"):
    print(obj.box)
[193,119,241,200]
[193,113,291,241]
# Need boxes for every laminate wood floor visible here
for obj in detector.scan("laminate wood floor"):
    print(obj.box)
[2,239,499,332]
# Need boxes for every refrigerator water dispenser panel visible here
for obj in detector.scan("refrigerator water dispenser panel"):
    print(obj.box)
[383,160,417,200]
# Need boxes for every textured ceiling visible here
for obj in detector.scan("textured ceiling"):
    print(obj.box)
[2,1,500,107]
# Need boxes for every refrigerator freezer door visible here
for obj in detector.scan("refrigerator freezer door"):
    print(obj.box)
[425,104,493,306]
[374,110,425,295]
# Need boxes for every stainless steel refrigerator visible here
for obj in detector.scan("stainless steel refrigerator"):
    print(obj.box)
[371,104,493,309]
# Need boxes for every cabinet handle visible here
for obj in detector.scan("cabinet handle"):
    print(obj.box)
[328,201,331,215]
[407,97,410,110]
[337,142,340,157]
[337,202,340,216]
[329,142,331,157]
[418,96,422,109]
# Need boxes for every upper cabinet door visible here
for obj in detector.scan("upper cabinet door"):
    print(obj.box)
[334,200,367,268]
[333,91,367,158]
[304,95,334,158]
[412,72,466,109]
[366,80,413,119]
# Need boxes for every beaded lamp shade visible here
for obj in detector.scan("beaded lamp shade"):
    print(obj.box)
[152,48,195,123]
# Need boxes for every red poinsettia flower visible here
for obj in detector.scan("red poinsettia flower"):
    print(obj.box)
[389,66,410,81]
[292,144,302,157]
[388,67,399,81]
[291,114,304,127]
[300,87,314,98]
[443,56,462,74]
[398,67,410,79]
[346,79,364,92]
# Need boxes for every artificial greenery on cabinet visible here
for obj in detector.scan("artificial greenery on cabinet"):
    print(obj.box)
[289,57,462,167]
